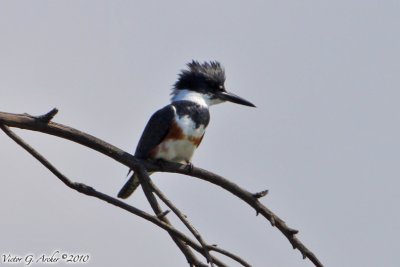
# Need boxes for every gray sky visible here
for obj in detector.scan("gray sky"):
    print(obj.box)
[1,1,399,266]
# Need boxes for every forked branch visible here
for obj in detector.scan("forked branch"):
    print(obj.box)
[0,124,235,267]
[0,109,324,267]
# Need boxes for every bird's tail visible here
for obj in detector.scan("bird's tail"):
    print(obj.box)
[117,171,153,199]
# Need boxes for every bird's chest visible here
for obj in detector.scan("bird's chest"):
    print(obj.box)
[152,115,206,162]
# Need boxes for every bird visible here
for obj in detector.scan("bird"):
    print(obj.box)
[118,60,255,199]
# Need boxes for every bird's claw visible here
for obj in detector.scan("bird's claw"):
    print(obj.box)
[185,161,194,172]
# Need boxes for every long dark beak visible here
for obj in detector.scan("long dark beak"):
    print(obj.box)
[217,91,256,107]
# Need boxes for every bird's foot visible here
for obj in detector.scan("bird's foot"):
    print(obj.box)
[185,161,194,173]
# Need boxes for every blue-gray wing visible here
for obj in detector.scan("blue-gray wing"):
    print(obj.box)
[134,104,175,158]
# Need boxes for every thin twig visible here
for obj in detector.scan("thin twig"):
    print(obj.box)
[208,245,252,267]
[134,165,209,267]
[149,179,216,267]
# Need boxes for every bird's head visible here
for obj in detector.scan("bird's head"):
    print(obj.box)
[171,61,255,107]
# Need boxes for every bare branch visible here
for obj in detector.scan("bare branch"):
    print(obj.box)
[0,110,324,267]
[157,210,171,219]
[134,164,208,267]
[163,165,322,266]
[0,124,234,267]
[149,179,215,267]
[208,245,252,267]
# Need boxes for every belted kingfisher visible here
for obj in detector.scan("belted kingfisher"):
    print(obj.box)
[118,60,255,199]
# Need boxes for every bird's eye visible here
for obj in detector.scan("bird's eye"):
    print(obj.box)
[218,85,224,91]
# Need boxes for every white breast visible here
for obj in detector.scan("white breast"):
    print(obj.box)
[154,112,206,163]
[155,139,197,163]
